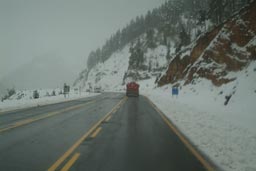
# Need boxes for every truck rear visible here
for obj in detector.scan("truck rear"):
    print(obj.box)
[126,82,139,97]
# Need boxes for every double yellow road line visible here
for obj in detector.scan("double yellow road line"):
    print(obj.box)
[58,126,103,171]
[0,100,95,134]
[47,96,127,171]
[61,153,80,171]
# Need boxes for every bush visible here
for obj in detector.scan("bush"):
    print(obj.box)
[33,90,39,99]
[8,88,16,97]
[52,90,56,96]
[1,88,16,101]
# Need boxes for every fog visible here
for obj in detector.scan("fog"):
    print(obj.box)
[0,0,165,90]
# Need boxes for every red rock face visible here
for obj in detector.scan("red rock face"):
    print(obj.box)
[159,1,256,87]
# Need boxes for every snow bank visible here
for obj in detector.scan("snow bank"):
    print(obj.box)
[142,61,256,171]
[0,88,99,113]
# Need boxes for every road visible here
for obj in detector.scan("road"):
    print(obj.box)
[0,93,214,171]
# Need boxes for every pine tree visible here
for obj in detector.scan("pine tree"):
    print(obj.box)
[128,39,144,70]
[166,41,171,61]
[179,25,191,47]
[209,0,225,24]
[146,29,156,49]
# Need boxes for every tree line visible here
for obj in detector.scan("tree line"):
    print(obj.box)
[86,0,250,71]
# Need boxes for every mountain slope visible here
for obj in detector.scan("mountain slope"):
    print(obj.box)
[159,1,256,87]
[74,40,170,91]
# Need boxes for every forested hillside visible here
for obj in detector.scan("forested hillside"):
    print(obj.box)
[159,0,256,87]
[74,0,250,89]
[85,0,249,69]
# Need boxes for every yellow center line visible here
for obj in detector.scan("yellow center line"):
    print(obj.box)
[60,153,80,171]
[47,96,127,171]
[90,127,102,138]
[144,96,214,171]
[105,115,112,122]
[0,100,96,134]
[14,118,34,126]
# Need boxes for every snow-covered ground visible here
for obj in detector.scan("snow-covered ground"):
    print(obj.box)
[0,88,99,113]
[142,61,256,171]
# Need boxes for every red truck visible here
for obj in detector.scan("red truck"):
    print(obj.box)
[126,82,140,97]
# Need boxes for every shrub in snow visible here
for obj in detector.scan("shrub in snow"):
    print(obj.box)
[1,88,16,101]
[33,90,39,99]
[52,90,56,96]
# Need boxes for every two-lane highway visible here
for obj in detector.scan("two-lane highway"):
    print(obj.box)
[0,93,215,171]
[0,93,124,171]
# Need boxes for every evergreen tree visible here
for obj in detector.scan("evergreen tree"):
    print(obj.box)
[179,25,191,47]
[209,0,226,24]
[146,29,156,49]
[128,39,144,70]
[148,61,152,72]
[166,41,171,61]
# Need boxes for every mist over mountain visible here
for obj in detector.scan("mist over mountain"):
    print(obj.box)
[0,53,80,91]
[0,83,7,96]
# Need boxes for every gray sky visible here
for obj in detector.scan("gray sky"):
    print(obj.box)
[0,0,165,89]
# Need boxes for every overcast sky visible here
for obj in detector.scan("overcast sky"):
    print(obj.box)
[0,0,165,89]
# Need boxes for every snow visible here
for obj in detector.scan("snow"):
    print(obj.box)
[0,88,99,113]
[145,45,167,68]
[85,45,130,92]
[142,61,256,171]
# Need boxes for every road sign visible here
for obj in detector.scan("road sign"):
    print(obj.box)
[172,87,179,96]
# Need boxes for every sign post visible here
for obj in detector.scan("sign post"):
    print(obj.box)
[63,83,70,98]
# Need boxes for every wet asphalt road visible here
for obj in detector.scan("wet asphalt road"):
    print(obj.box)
[0,93,211,171]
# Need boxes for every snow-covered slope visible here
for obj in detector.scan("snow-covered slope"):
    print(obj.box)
[74,37,172,91]
[84,46,130,91]
[159,1,256,87]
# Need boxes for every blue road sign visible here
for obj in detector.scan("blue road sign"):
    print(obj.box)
[172,87,179,96]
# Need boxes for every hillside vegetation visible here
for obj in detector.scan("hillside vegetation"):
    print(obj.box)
[159,1,256,87]
[74,0,250,89]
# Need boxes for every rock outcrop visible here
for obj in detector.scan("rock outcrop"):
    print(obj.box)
[159,1,256,87]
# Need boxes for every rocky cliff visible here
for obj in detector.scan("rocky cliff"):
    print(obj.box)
[159,1,256,87]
